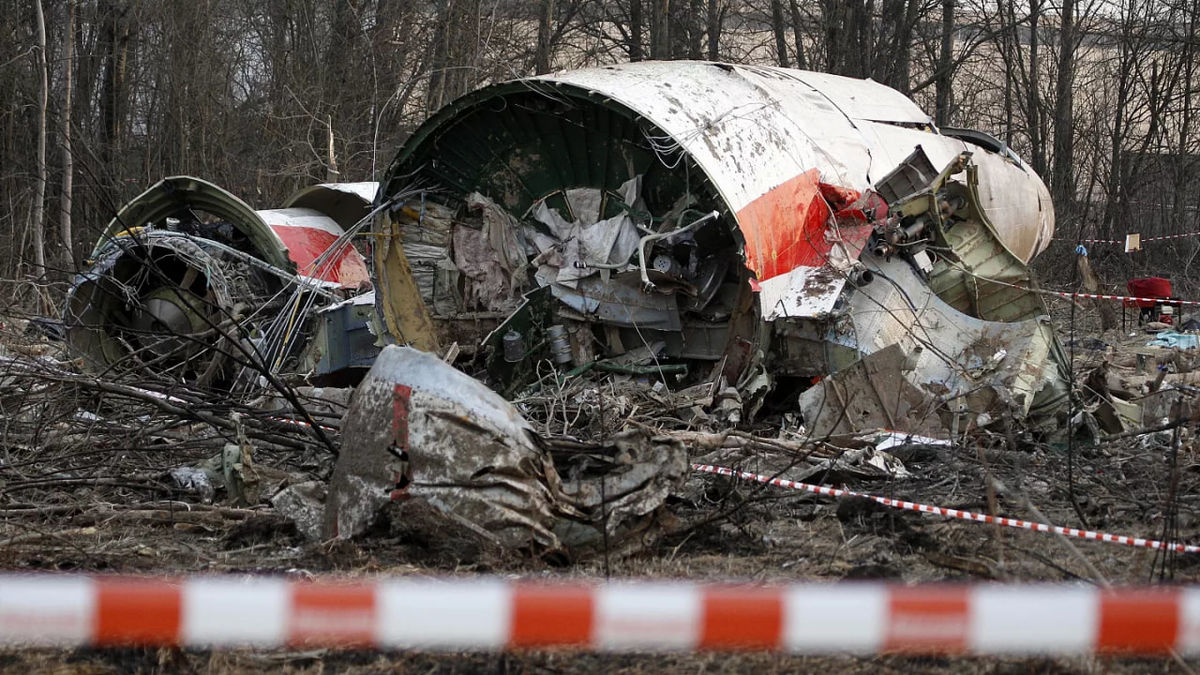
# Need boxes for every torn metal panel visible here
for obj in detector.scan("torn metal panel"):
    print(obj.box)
[322,345,688,555]
[65,176,379,385]
[791,151,1070,433]
[799,344,944,437]
[258,208,370,289]
[323,345,568,547]
[282,181,379,231]
[93,176,291,268]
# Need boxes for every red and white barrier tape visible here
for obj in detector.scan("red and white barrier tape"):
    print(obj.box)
[1055,232,1200,245]
[1055,237,1124,245]
[974,275,1200,308]
[1043,289,1200,307]
[693,464,1200,554]
[0,574,1198,654]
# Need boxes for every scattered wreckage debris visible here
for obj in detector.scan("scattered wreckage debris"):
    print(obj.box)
[63,177,381,390]
[36,62,1200,574]
[60,63,1069,442]
[278,345,936,557]
[296,345,691,558]
[373,61,1067,438]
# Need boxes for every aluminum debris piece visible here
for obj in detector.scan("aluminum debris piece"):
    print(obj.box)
[320,345,688,557]
[798,344,943,437]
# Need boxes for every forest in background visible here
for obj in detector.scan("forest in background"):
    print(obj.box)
[2,0,1199,301]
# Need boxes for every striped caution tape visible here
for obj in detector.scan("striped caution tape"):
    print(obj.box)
[0,574,1199,654]
[1055,237,1125,245]
[693,464,1200,554]
[1045,289,1200,306]
[1055,232,1200,245]
[972,274,1200,308]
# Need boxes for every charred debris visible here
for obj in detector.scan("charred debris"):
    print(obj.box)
[46,61,1136,560]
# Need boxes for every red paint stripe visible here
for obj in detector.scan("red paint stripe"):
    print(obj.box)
[735,171,870,281]
[510,585,593,647]
[288,583,377,646]
[269,225,370,288]
[94,578,181,645]
[885,586,968,653]
[700,587,783,649]
[391,385,411,451]
[1097,589,1180,652]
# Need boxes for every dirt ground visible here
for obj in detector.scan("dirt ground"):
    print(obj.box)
[2,289,1200,673]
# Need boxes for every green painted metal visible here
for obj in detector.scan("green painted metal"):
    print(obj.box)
[380,83,724,220]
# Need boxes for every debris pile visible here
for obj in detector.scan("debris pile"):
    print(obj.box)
[5,67,1200,674]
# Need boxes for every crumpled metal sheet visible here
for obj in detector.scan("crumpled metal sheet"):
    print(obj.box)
[798,344,944,437]
[323,345,568,547]
[321,345,688,555]
[806,253,1069,434]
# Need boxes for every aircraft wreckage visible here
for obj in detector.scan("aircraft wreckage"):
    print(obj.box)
[64,62,1073,552]
[65,178,380,388]
[370,61,1069,435]
[66,61,1068,433]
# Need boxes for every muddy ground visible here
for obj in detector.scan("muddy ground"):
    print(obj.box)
[2,285,1199,673]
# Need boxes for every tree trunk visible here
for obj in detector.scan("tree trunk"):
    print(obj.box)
[99,0,131,170]
[688,0,703,59]
[788,0,806,69]
[706,0,721,60]
[32,0,48,277]
[535,0,554,74]
[1174,2,1197,227]
[771,0,790,67]
[935,0,954,125]
[1050,0,1076,219]
[1103,3,1137,235]
[60,0,76,269]
[630,0,644,60]
[426,1,448,111]
[650,0,669,59]
[1026,0,1046,175]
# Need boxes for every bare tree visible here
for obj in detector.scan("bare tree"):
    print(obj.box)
[59,0,75,269]
[688,0,704,58]
[651,0,670,58]
[935,0,954,124]
[1050,0,1078,220]
[706,0,722,60]
[788,0,806,69]
[631,0,645,60]
[771,0,790,67]
[31,0,47,277]
[536,0,555,73]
